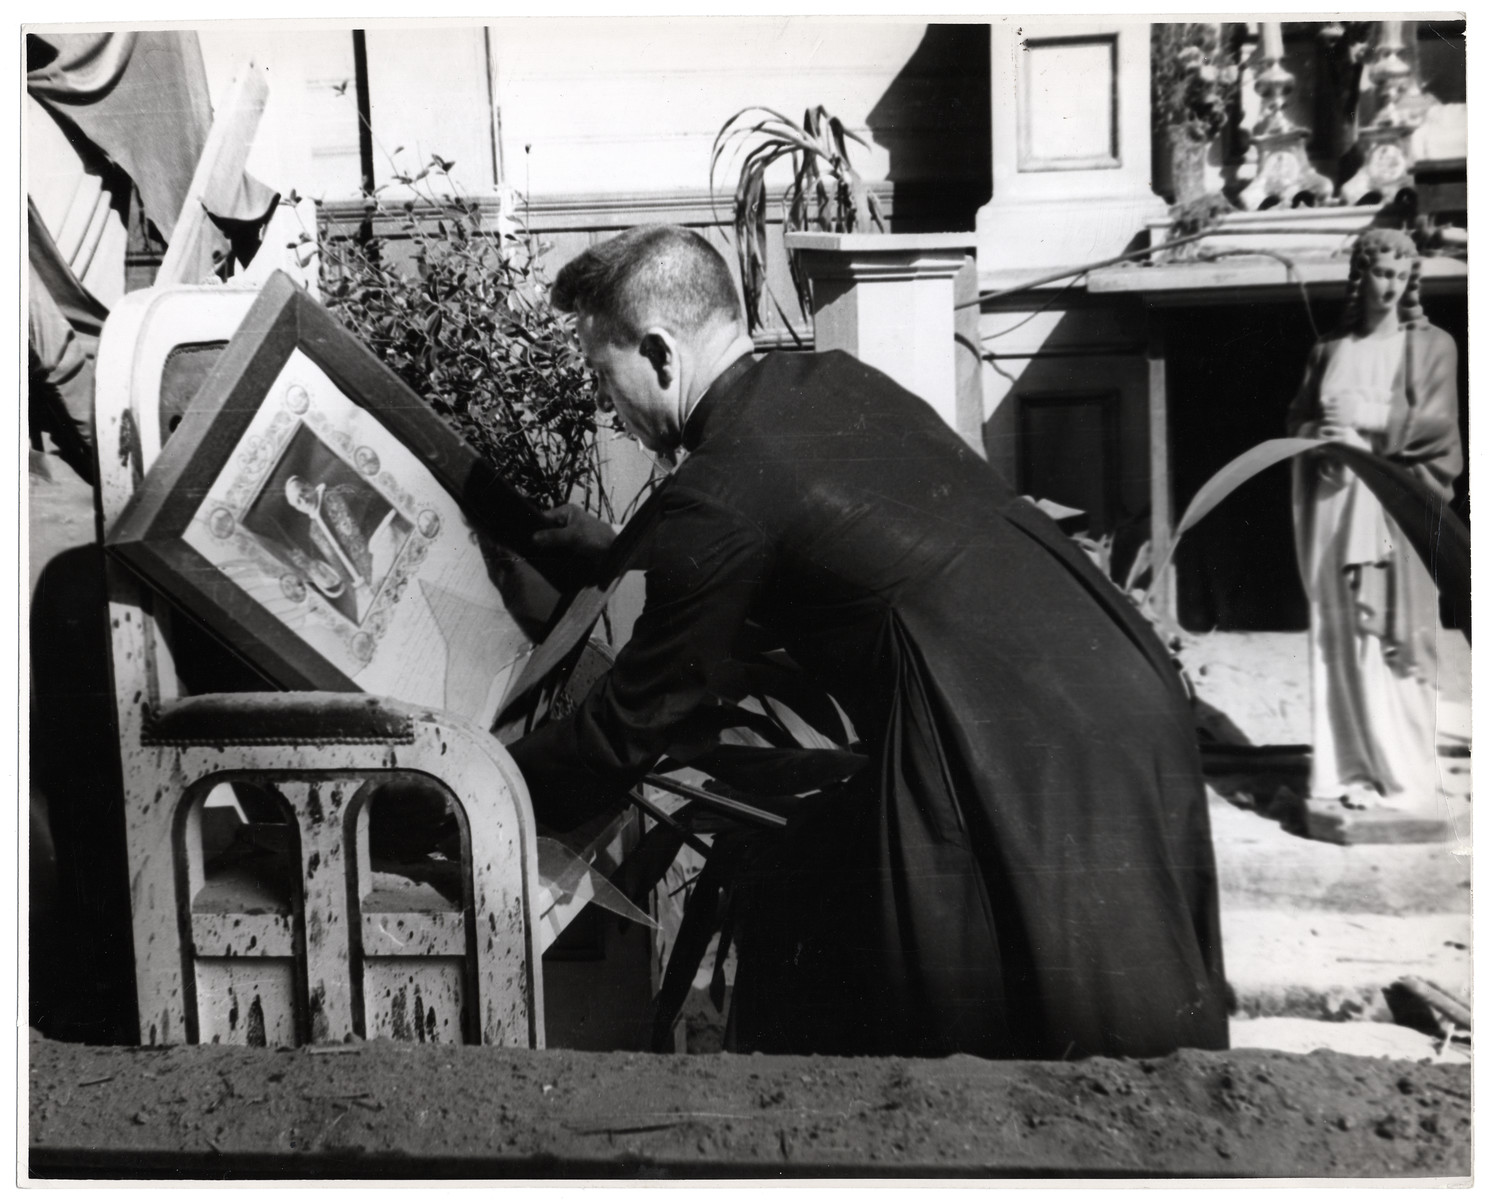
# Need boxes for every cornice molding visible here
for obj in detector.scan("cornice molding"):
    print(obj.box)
[318,183,898,235]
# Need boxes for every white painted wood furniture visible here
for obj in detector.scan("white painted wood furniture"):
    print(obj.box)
[94,285,602,1047]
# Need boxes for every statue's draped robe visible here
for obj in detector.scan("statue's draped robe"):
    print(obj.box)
[1287,326,1463,809]
[513,351,1229,1060]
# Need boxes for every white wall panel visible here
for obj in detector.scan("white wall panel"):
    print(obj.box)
[1018,37,1117,170]
[197,27,360,201]
[199,25,497,202]
[364,27,497,198]
[198,19,960,206]
[489,18,928,196]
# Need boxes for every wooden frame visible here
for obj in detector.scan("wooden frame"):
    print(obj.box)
[107,270,558,721]
[1017,389,1122,533]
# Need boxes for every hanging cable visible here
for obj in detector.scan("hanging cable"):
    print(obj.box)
[967,225,1332,345]
[1193,246,1321,340]
[953,227,1224,311]
[978,276,1083,349]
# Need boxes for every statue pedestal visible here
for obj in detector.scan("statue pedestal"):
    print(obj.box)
[1303,800,1454,846]
[1239,130,1334,211]
[787,231,980,447]
[1340,123,1416,205]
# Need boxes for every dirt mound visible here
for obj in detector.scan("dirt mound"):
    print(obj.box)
[27,1034,1469,1179]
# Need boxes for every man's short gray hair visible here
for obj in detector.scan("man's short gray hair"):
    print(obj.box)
[551,225,743,342]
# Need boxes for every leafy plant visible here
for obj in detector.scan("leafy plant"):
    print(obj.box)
[1151,23,1241,145]
[315,160,608,515]
[710,104,887,332]
[629,642,865,1049]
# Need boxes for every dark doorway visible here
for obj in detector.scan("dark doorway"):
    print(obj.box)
[1170,301,1329,633]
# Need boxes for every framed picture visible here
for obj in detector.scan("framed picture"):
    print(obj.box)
[107,270,563,730]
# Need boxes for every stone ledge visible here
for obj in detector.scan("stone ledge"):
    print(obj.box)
[1208,793,1472,915]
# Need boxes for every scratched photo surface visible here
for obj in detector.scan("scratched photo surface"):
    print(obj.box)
[23,11,1470,1184]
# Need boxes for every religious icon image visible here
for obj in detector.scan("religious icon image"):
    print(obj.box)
[241,422,413,626]
[114,316,553,717]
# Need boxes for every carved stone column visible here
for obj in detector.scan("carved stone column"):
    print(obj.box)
[786,231,981,445]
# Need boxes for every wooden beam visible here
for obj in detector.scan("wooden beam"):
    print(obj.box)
[1146,306,1177,632]
[155,66,270,286]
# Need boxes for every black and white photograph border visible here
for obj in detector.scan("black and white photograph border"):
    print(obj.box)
[17,1,1478,1185]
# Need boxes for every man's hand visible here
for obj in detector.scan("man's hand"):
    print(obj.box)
[532,503,619,562]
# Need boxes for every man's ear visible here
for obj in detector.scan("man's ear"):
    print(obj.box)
[639,328,677,387]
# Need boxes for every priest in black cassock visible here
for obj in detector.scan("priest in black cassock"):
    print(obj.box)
[510,225,1228,1060]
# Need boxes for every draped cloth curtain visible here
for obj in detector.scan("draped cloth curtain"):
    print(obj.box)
[26,29,280,469]
[28,32,213,249]
[25,29,275,1043]
[27,30,280,309]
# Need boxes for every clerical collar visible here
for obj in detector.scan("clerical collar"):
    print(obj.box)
[681,352,756,453]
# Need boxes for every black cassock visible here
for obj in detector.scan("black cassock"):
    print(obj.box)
[511,351,1229,1060]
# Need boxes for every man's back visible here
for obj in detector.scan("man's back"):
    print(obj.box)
[514,224,1224,1058]
[652,351,1229,1058]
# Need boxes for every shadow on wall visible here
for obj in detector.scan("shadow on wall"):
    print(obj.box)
[866,24,991,233]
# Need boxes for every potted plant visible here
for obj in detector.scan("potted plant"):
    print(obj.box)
[710,104,980,443]
[710,104,887,333]
[1151,22,1240,205]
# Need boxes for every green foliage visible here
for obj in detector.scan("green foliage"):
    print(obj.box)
[710,104,887,333]
[317,164,607,515]
[1151,22,1241,145]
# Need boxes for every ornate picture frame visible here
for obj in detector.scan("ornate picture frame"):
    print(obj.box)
[107,271,562,729]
